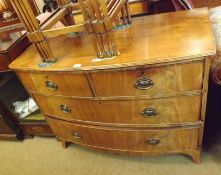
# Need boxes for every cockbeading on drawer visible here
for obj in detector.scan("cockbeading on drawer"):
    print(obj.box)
[34,94,202,126]
[17,72,92,97]
[90,61,204,97]
[46,116,199,153]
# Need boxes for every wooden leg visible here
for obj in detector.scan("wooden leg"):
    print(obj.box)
[184,150,201,164]
[61,140,71,149]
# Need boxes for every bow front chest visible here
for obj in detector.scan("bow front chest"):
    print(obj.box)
[10,8,216,163]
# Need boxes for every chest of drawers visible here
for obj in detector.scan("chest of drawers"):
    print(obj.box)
[9,8,216,163]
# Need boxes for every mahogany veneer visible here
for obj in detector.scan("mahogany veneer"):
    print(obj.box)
[0,26,30,72]
[10,8,216,163]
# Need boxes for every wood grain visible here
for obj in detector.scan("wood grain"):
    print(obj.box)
[17,60,204,97]
[0,55,9,72]
[129,0,148,15]
[192,0,221,8]
[20,122,54,136]
[9,9,215,163]
[46,116,199,153]
[9,8,216,72]
[0,27,30,72]
[17,71,92,97]
[90,61,204,97]
[201,58,211,122]
[34,94,202,125]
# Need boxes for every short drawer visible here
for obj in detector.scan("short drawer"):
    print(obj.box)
[34,94,202,125]
[17,72,92,97]
[46,117,199,152]
[90,61,204,97]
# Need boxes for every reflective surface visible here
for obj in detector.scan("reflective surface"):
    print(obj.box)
[0,26,25,52]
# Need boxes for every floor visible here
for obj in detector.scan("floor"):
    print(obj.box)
[0,135,221,175]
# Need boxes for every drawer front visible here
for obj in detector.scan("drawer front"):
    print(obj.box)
[34,94,201,125]
[90,61,204,97]
[17,72,92,97]
[46,117,199,152]
[20,123,54,136]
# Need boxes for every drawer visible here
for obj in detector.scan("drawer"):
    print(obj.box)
[34,94,202,125]
[90,61,204,97]
[17,72,92,97]
[46,117,199,152]
[20,123,54,136]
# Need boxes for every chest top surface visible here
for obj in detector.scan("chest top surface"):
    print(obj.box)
[9,8,216,72]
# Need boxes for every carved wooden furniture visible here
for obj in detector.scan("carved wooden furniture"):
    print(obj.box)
[9,0,133,62]
[0,98,22,140]
[0,24,54,138]
[0,72,53,140]
[0,0,18,19]
[0,26,27,140]
[0,0,39,20]
[0,0,150,140]
[0,25,29,72]
[0,71,23,140]
[192,0,221,8]
[9,3,216,163]
[0,71,54,138]
[40,0,148,16]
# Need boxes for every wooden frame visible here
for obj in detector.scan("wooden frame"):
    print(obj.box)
[10,0,132,63]
[8,8,216,163]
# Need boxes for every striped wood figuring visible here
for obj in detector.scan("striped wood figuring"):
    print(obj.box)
[9,8,216,163]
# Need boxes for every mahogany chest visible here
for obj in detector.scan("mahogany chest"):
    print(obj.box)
[9,8,216,163]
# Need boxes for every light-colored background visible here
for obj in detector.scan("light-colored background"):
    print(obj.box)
[0,136,221,175]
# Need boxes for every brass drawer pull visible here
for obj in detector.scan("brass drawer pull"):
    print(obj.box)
[141,108,158,118]
[134,77,153,90]
[60,105,71,113]
[45,80,57,90]
[146,139,160,145]
[72,131,82,139]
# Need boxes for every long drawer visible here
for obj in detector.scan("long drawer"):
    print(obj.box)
[46,116,199,153]
[34,94,202,125]
[90,61,204,97]
[17,72,92,97]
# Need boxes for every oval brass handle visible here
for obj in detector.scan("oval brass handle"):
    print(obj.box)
[141,108,158,118]
[60,105,71,113]
[72,131,82,139]
[45,80,57,90]
[146,139,160,145]
[134,77,153,90]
